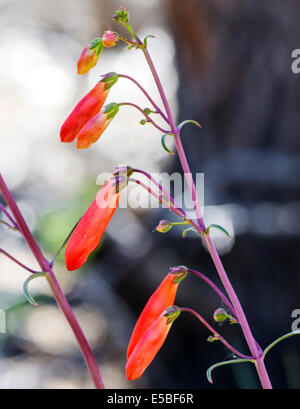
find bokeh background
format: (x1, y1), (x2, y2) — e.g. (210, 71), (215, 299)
(0, 0), (300, 389)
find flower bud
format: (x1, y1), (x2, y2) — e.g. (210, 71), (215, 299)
(156, 220), (173, 233)
(76, 103), (119, 149)
(102, 31), (118, 48)
(77, 38), (103, 75)
(112, 7), (129, 24)
(213, 308), (229, 323)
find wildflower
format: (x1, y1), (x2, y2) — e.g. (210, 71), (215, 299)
(102, 31), (118, 48)
(76, 103), (119, 149)
(60, 73), (118, 144)
(126, 306), (181, 380)
(77, 38), (103, 75)
(65, 179), (120, 271)
(127, 271), (187, 359)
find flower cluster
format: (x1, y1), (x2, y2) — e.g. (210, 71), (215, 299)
(60, 74), (119, 149)
(126, 271), (186, 380)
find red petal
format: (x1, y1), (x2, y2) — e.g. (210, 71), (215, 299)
(60, 81), (108, 143)
(127, 273), (178, 359)
(126, 314), (172, 380)
(65, 182), (119, 271)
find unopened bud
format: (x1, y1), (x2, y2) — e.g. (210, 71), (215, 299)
(213, 308), (229, 323)
(207, 335), (219, 343)
(156, 220), (173, 233)
(102, 31), (119, 48)
(113, 7), (129, 24)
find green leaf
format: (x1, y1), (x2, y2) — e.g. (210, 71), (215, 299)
(205, 224), (231, 239)
(207, 359), (254, 384)
(23, 272), (47, 307)
(161, 133), (175, 155)
(263, 330), (300, 358)
(177, 119), (202, 131)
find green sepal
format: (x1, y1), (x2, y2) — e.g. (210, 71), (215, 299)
(206, 359), (254, 384)
(89, 38), (103, 57)
(161, 133), (175, 155)
(23, 272), (47, 307)
(104, 103), (119, 119)
(163, 306), (181, 324)
(205, 224), (231, 239)
(101, 72), (119, 90)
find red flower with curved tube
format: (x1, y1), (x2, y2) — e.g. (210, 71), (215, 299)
(127, 270), (187, 359)
(65, 180), (119, 271)
(76, 103), (119, 149)
(60, 81), (109, 143)
(126, 307), (181, 380)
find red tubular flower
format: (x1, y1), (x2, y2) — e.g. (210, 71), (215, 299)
(65, 180), (120, 271)
(127, 270), (187, 359)
(60, 80), (110, 143)
(77, 38), (103, 75)
(126, 306), (181, 380)
(76, 103), (119, 149)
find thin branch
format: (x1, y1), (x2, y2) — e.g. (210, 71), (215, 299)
(0, 248), (40, 274)
(118, 102), (170, 134)
(180, 307), (253, 360)
(118, 74), (169, 123)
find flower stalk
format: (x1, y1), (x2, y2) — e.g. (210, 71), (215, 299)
(0, 173), (105, 389)
(127, 26), (273, 388)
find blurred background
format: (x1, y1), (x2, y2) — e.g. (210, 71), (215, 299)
(0, 0), (300, 389)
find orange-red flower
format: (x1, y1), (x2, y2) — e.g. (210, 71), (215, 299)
(126, 306), (181, 380)
(127, 270), (187, 360)
(76, 103), (119, 149)
(65, 179), (119, 271)
(77, 38), (103, 75)
(60, 80), (110, 143)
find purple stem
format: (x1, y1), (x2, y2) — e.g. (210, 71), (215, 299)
(0, 173), (105, 389)
(118, 74), (169, 123)
(0, 202), (19, 230)
(0, 248), (40, 274)
(128, 177), (186, 220)
(187, 268), (236, 319)
(118, 102), (170, 134)
(132, 168), (186, 216)
(180, 307), (252, 360)
(140, 43), (272, 389)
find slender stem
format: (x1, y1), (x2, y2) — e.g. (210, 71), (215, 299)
(0, 173), (105, 389)
(0, 248), (40, 274)
(0, 202), (19, 230)
(118, 102), (170, 133)
(132, 168), (185, 216)
(180, 308), (252, 360)
(141, 45), (272, 388)
(118, 74), (169, 123)
(187, 268), (236, 319)
(129, 177), (186, 220)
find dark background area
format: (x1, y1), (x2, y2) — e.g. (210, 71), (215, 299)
(0, 0), (300, 389)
